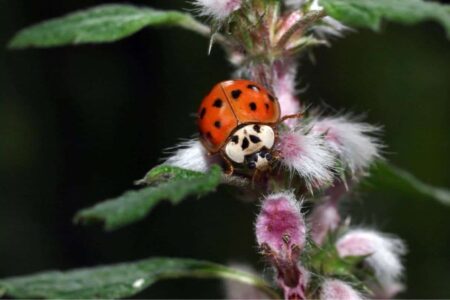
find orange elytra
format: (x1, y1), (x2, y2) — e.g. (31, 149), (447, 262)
(198, 79), (298, 174)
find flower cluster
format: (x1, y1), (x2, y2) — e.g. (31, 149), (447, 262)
(163, 0), (406, 298)
(255, 193), (405, 299)
(166, 113), (381, 191)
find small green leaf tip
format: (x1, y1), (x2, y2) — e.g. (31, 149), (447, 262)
(321, 0), (450, 38)
(8, 4), (207, 49)
(366, 161), (450, 206)
(0, 258), (278, 299)
(74, 165), (222, 231)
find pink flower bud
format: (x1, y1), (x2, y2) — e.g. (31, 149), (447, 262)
(309, 181), (347, 244)
(320, 279), (363, 300)
(336, 230), (406, 287)
(309, 200), (340, 245)
(256, 192), (306, 254)
(311, 116), (381, 176)
(194, 0), (242, 20)
(255, 192), (308, 299)
(277, 129), (335, 190)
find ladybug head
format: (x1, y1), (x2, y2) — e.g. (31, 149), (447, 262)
(224, 124), (275, 171)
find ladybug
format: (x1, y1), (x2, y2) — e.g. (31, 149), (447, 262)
(198, 79), (300, 175)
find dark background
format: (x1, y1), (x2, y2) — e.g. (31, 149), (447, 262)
(0, 0), (449, 298)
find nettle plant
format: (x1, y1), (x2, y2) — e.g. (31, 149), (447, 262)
(2, 0), (450, 299)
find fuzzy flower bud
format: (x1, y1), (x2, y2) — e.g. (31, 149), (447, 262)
(309, 200), (340, 245)
(194, 0), (242, 20)
(256, 192), (306, 254)
(336, 229), (406, 288)
(277, 129), (335, 190)
(320, 279), (364, 300)
(255, 192), (308, 299)
(311, 116), (381, 176)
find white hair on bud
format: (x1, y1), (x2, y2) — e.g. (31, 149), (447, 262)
(164, 139), (214, 173)
(277, 128), (336, 190)
(320, 279), (364, 300)
(193, 0), (242, 20)
(336, 229), (406, 287)
(311, 115), (382, 176)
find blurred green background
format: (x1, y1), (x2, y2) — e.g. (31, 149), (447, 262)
(0, 0), (449, 298)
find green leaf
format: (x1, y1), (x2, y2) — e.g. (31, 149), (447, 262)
(8, 4), (209, 49)
(365, 161), (450, 206)
(136, 164), (209, 185)
(74, 165), (222, 230)
(321, 0), (450, 38)
(0, 258), (279, 299)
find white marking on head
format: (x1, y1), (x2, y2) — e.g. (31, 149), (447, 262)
(224, 124), (275, 166)
(254, 156), (270, 171)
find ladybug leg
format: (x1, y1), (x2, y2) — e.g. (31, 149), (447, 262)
(279, 112), (304, 123)
(271, 149), (282, 161)
(251, 169), (261, 187)
(220, 152), (235, 176)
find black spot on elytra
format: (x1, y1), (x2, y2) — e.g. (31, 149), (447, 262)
(253, 124), (261, 133)
(242, 137), (249, 150)
(265, 103), (269, 110)
(231, 90), (242, 100)
(231, 135), (239, 144)
(200, 107), (206, 119)
(206, 132), (212, 139)
(249, 135), (261, 143)
(213, 98), (223, 108)
(247, 84), (260, 91)
(214, 120), (221, 128)
(249, 102), (257, 111)
(268, 94), (275, 102)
